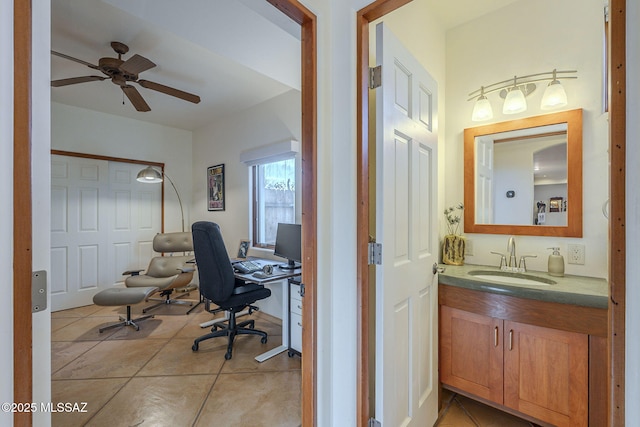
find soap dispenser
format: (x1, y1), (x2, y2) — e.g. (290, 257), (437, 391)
(547, 247), (565, 277)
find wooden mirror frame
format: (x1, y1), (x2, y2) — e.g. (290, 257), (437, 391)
(464, 108), (583, 237)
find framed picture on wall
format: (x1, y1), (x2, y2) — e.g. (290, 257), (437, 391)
(207, 164), (225, 211)
(549, 196), (563, 213)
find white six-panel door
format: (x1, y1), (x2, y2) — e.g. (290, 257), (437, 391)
(475, 136), (494, 224)
(375, 23), (439, 427)
(51, 155), (161, 311)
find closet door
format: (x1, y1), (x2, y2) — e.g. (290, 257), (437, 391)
(51, 155), (110, 310)
(108, 161), (161, 286)
(51, 155), (161, 311)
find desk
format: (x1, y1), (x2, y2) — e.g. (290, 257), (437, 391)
(199, 257), (301, 362)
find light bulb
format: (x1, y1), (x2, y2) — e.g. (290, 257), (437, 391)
(471, 95), (493, 121)
(541, 80), (567, 110)
(502, 87), (527, 114)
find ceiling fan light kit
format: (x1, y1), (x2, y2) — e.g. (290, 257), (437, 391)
(51, 41), (201, 112)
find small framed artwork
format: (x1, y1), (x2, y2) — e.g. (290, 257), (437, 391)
(207, 164), (225, 211)
(237, 240), (251, 258)
(549, 197), (563, 213)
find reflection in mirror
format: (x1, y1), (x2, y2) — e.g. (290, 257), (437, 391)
(478, 124), (567, 226)
(464, 109), (582, 237)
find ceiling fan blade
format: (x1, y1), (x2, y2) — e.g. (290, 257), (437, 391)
(51, 50), (99, 70)
(137, 79), (201, 104)
(51, 76), (107, 87)
(120, 54), (156, 75)
(121, 85), (151, 112)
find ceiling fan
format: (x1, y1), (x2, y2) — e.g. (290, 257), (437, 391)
(51, 41), (201, 112)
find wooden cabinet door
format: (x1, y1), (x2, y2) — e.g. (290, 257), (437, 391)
(504, 321), (588, 427)
(440, 306), (503, 403)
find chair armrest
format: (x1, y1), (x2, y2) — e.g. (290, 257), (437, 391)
(122, 269), (144, 276)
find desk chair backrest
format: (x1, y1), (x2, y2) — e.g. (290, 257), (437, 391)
(191, 221), (235, 303)
(144, 232), (193, 278)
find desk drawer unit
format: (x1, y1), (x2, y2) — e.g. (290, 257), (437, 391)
(289, 280), (302, 356)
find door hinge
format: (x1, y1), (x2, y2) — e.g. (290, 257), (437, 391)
(368, 417), (382, 427)
(32, 270), (47, 313)
(369, 66), (382, 89)
(368, 242), (382, 265)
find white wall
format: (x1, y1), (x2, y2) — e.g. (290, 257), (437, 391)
(32, 1), (53, 423)
(445, 0), (609, 278)
(0, 1), (13, 425)
(190, 89), (301, 317)
(190, 90), (300, 251)
(494, 142), (534, 224)
(52, 103), (193, 233)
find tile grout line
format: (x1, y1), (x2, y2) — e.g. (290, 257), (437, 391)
(191, 352), (227, 426)
(54, 307), (177, 425)
(433, 391), (457, 426)
(453, 395), (482, 427)
(50, 340), (102, 376)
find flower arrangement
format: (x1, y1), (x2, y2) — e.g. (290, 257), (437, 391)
(444, 203), (464, 236)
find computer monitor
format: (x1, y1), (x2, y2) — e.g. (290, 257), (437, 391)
(273, 223), (302, 270)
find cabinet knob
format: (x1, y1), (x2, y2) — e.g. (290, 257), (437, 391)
(494, 326), (499, 347)
(509, 329), (514, 351)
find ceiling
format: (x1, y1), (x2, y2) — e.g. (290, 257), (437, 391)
(51, 0), (520, 131)
(51, 0), (301, 131)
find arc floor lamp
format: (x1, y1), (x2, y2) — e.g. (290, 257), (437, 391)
(136, 166), (185, 233)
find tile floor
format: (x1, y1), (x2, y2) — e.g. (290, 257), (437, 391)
(52, 297), (535, 427)
(436, 389), (539, 427)
(51, 298), (301, 427)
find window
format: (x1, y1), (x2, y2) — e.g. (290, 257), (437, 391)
(252, 158), (296, 247)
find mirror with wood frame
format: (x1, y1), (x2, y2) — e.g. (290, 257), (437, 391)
(464, 109), (582, 237)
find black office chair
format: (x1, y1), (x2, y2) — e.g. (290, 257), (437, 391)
(191, 221), (271, 360)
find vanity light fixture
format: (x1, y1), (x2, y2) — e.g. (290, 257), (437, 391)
(468, 69), (577, 121)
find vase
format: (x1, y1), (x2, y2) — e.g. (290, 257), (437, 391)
(442, 234), (465, 265)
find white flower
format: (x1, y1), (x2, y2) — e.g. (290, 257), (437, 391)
(444, 203), (464, 235)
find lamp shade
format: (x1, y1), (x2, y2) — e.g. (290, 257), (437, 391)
(502, 87), (527, 114)
(540, 80), (568, 110)
(471, 95), (493, 121)
(137, 166), (163, 183)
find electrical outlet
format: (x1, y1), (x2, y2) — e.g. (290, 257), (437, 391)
(567, 244), (585, 265)
(465, 239), (474, 256)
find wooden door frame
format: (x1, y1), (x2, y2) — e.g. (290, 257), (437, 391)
(608, 0), (625, 424)
(355, 1), (626, 426)
(14, 1), (317, 426)
(14, 0), (33, 425)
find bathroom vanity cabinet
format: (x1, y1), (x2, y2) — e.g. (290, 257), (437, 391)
(439, 283), (607, 427)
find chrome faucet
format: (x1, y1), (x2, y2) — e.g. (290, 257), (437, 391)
(507, 236), (517, 267)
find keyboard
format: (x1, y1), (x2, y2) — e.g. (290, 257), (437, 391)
(233, 260), (262, 274)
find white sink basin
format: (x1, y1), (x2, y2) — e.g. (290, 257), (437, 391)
(467, 270), (556, 286)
